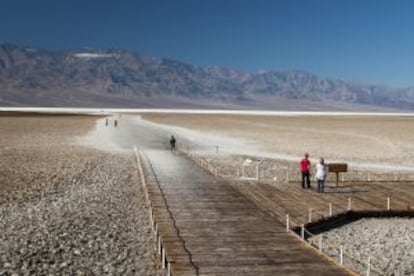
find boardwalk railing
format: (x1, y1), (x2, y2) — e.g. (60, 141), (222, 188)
(284, 196), (414, 276)
(181, 146), (414, 182)
(133, 146), (174, 276)
(180, 146), (412, 275)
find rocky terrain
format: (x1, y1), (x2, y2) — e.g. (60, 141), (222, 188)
(1, 43), (414, 110)
(0, 116), (162, 276)
(309, 218), (414, 275)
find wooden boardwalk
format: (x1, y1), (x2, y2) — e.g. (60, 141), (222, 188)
(137, 149), (352, 276)
(233, 179), (414, 227)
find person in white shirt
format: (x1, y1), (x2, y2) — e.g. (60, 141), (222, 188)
(316, 158), (328, 193)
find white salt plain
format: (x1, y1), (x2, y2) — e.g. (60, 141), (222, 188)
(309, 218), (414, 275)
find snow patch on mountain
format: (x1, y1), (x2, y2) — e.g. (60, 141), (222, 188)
(73, 53), (115, 59)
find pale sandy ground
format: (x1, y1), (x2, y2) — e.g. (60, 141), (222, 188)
(0, 116), (162, 276)
(142, 113), (414, 172)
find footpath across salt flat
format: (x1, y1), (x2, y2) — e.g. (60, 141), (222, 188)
(79, 114), (414, 275)
(138, 148), (351, 275)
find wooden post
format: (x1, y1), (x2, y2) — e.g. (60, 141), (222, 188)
(155, 223), (159, 244)
(347, 198), (352, 211)
(301, 224), (305, 240)
(167, 261), (171, 276)
(366, 257), (371, 276)
(308, 208), (312, 223)
(336, 172), (339, 187)
(157, 234), (161, 255)
(318, 236), (323, 251)
(340, 246), (344, 265)
(162, 246), (166, 269)
(329, 203), (333, 217)
(286, 214), (290, 232)
(149, 208), (154, 229)
(387, 197), (390, 210)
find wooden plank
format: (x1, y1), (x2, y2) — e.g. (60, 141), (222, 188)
(139, 150), (354, 275)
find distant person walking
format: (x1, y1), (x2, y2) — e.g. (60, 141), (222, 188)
(316, 158), (328, 193)
(114, 120), (118, 127)
(300, 153), (311, 188)
(169, 135), (176, 154)
(105, 118), (108, 126)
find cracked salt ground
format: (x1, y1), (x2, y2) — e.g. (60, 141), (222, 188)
(0, 117), (163, 276)
(81, 115), (414, 172)
(309, 218), (414, 275)
(78, 115), (252, 154)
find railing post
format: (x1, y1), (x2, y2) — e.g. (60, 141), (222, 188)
(347, 198), (352, 211)
(387, 197), (390, 210)
(318, 235), (323, 251)
(366, 257), (371, 276)
(308, 208), (312, 223)
(157, 231), (161, 255)
(150, 208), (154, 229)
(167, 261), (171, 276)
(286, 214), (290, 232)
(329, 203), (333, 217)
(155, 223), (159, 243)
(162, 246), (166, 269)
(301, 224), (305, 240)
(340, 246), (344, 265)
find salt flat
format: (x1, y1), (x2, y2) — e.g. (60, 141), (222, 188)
(142, 113), (414, 172)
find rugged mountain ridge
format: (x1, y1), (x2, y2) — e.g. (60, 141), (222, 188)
(1, 43), (414, 110)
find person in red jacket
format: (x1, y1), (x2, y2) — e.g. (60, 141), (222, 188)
(300, 153), (311, 188)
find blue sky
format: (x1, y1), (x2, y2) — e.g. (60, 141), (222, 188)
(1, 0), (414, 86)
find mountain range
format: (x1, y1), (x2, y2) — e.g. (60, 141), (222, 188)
(1, 43), (414, 111)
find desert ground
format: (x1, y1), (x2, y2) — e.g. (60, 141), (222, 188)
(142, 113), (414, 172)
(1, 112), (413, 275)
(0, 115), (162, 275)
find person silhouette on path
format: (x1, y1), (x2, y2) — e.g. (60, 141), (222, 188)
(300, 153), (311, 188)
(170, 135), (176, 154)
(316, 157), (328, 193)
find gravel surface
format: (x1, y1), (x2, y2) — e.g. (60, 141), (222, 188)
(309, 218), (414, 276)
(0, 116), (162, 276)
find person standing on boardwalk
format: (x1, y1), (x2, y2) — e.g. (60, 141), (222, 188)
(169, 135), (176, 154)
(316, 157), (328, 193)
(300, 153), (311, 188)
